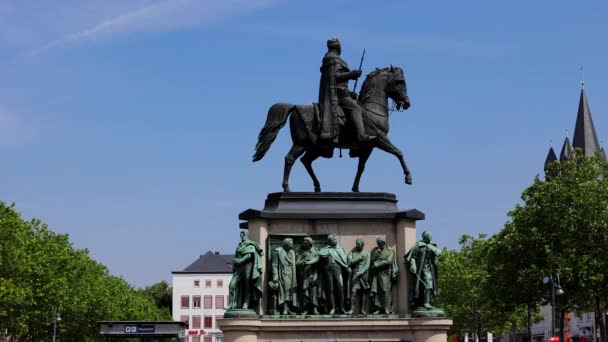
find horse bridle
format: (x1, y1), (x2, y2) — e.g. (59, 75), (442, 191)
(362, 70), (404, 117)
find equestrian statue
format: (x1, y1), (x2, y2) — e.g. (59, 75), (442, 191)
(253, 37), (412, 192)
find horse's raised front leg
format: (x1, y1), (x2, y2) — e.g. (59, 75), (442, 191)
(283, 144), (305, 192)
(375, 135), (412, 185)
(352, 148), (373, 192)
(300, 151), (321, 192)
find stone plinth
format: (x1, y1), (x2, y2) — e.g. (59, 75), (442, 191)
(239, 192), (424, 316)
(218, 316), (453, 342)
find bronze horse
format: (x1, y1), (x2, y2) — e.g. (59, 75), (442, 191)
(253, 66), (412, 192)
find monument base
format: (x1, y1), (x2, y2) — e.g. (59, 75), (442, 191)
(224, 309), (259, 319)
(218, 316), (453, 342)
(412, 308), (446, 318)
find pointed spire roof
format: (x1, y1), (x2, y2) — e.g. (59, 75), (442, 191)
(572, 88), (601, 156)
(560, 137), (574, 161)
(545, 147), (558, 167)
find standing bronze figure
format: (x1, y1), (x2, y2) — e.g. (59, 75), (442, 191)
(306, 234), (350, 314)
(296, 236), (320, 314)
(253, 38), (412, 192)
(404, 231), (444, 317)
(269, 238), (298, 315)
(226, 231), (264, 311)
(347, 239), (370, 314)
(369, 237), (398, 314)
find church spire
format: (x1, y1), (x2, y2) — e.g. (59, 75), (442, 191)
(544, 146), (558, 173)
(545, 147), (558, 167)
(560, 136), (574, 161)
(572, 85), (601, 156)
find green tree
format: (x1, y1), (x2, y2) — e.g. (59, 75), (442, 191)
(435, 234), (529, 338)
(142, 280), (173, 316)
(499, 151), (608, 342)
(0, 202), (170, 341)
(485, 222), (546, 341)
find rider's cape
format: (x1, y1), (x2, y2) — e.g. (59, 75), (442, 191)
(318, 52), (349, 141)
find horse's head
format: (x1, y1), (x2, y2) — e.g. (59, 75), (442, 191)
(386, 66), (410, 110)
(359, 66), (410, 112)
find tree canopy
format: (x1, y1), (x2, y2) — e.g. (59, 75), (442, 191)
(437, 152), (608, 341)
(0, 202), (170, 341)
(435, 234), (530, 338)
(502, 152), (608, 341)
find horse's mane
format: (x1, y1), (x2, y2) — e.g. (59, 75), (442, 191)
(358, 67), (397, 104)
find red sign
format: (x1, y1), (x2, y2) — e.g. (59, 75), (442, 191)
(549, 337), (559, 342)
(187, 330), (207, 336)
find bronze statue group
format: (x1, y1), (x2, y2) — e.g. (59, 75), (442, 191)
(226, 231), (442, 316)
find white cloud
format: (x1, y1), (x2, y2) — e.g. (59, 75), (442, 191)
(0, 107), (35, 146)
(0, 0), (279, 56)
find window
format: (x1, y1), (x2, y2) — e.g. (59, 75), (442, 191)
(194, 280), (200, 287)
(192, 337), (201, 342)
(193, 296), (201, 309)
(217, 279), (223, 288)
(204, 317), (212, 329)
(203, 337), (212, 342)
(180, 315), (188, 324)
(204, 295), (212, 309)
(181, 295), (189, 309)
(192, 315), (201, 329)
(205, 280), (212, 288)
(215, 295), (224, 309)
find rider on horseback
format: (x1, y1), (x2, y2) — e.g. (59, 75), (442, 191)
(318, 37), (375, 143)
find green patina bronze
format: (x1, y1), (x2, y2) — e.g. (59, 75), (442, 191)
(269, 238), (299, 315)
(306, 233), (349, 315)
(346, 239), (370, 315)
(404, 230), (445, 317)
(225, 231), (264, 315)
(369, 236), (398, 314)
(296, 236), (320, 315)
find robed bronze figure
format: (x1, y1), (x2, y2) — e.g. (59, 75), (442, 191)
(226, 231), (264, 311)
(253, 37), (412, 192)
(296, 236), (320, 314)
(405, 231), (444, 316)
(306, 234), (350, 314)
(369, 237), (398, 314)
(319, 37), (371, 143)
(347, 239), (370, 314)
(269, 238), (299, 315)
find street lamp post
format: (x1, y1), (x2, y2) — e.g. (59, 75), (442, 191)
(52, 306), (61, 342)
(543, 275), (564, 339)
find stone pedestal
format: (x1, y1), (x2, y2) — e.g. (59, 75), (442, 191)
(221, 192), (452, 342)
(219, 317), (452, 342)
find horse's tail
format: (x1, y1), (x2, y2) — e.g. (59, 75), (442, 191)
(253, 103), (293, 162)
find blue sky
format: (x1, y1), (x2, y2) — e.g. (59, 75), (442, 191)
(1, 0), (607, 287)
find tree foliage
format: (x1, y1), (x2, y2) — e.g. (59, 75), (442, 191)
(142, 280), (173, 316)
(498, 152), (608, 341)
(435, 234), (530, 337)
(0, 202), (170, 341)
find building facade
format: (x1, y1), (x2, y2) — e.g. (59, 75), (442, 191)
(173, 251), (233, 342)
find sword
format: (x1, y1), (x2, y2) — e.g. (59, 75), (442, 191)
(351, 49), (366, 94)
